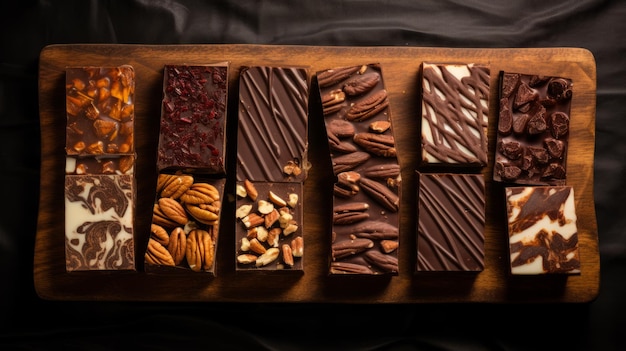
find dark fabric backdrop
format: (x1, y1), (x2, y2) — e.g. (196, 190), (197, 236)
(1, 1), (625, 350)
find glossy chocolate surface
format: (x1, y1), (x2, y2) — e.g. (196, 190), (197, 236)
(420, 63), (490, 167)
(317, 64), (401, 275)
(494, 72), (572, 185)
(157, 64), (229, 175)
(416, 172), (485, 272)
(64, 174), (135, 271)
(236, 66), (309, 182)
(65, 66), (135, 156)
(505, 186), (580, 275)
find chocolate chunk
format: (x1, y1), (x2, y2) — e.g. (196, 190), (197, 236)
(416, 172), (485, 272)
(420, 62), (490, 167)
(505, 186), (580, 275)
(317, 63), (401, 275)
(493, 72), (573, 185)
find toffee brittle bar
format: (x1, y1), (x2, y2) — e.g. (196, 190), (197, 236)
(317, 64), (401, 275)
(235, 66), (310, 272)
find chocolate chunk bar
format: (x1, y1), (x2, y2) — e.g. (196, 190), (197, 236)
(64, 174), (135, 271)
(494, 72), (573, 185)
(236, 66), (310, 183)
(66, 66), (135, 156)
(235, 66), (309, 273)
(416, 172), (485, 272)
(235, 181), (303, 271)
(157, 64), (229, 175)
(420, 63), (490, 167)
(505, 185), (580, 275)
(317, 64), (401, 275)
(144, 174), (224, 275)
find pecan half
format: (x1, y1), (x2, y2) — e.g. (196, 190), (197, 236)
(362, 164), (401, 179)
(186, 201), (220, 225)
(359, 177), (399, 212)
(332, 238), (374, 260)
(349, 220), (399, 240)
(322, 89), (347, 116)
(327, 131), (358, 153)
(345, 90), (389, 122)
(180, 182), (220, 204)
(330, 261), (374, 274)
(167, 227), (187, 265)
(152, 203), (180, 228)
(145, 238), (175, 266)
(327, 119), (355, 138)
(334, 171), (361, 198)
(333, 202), (370, 225)
(158, 197), (189, 226)
(159, 174), (194, 199)
(343, 72), (380, 96)
(353, 132), (396, 157)
(150, 223), (169, 247)
(186, 229), (214, 272)
(317, 66), (360, 88)
(363, 250), (398, 273)
(332, 151), (370, 174)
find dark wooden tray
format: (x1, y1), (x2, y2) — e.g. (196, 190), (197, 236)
(35, 44), (599, 302)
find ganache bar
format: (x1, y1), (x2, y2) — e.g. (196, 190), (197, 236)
(416, 172), (485, 272)
(505, 185), (580, 275)
(65, 66), (135, 156)
(420, 62), (490, 168)
(157, 64), (229, 175)
(236, 66), (310, 183)
(65, 174), (135, 271)
(494, 72), (573, 185)
(317, 63), (401, 275)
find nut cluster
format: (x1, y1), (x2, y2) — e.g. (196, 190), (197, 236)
(145, 173), (221, 272)
(236, 180), (303, 268)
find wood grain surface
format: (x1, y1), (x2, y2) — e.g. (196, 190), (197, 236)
(35, 44), (599, 303)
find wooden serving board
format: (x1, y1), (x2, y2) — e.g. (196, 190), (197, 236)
(35, 44), (599, 303)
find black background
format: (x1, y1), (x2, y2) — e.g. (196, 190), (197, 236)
(2, 1), (625, 350)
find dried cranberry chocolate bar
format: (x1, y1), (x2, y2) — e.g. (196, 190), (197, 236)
(235, 66), (309, 272)
(505, 185), (580, 275)
(65, 66), (135, 156)
(494, 72), (573, 185)
(144, 173), (224, 275)
(420, 62), (490, 168)
(317, 64), (401, 275)
(416, 172), (485, 272)
(64, 174), (135, 271)
(157, 64), (229, 175)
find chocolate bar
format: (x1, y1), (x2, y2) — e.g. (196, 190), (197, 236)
(144, 174), (225, 275)
(65, 66), (135, 156)
(494, 72), (573, 185)
(505, 185), (580, 275)
(416, 172), (485, 272)
(235, 181), (303, 271)
(420, 62), (490, 167)
(236, 66), (310, 183)
(64, 174), (135, 271)
(157, 64), (229, 175)
(235, 66), (309, 273)
(317, 64), (401, 275)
